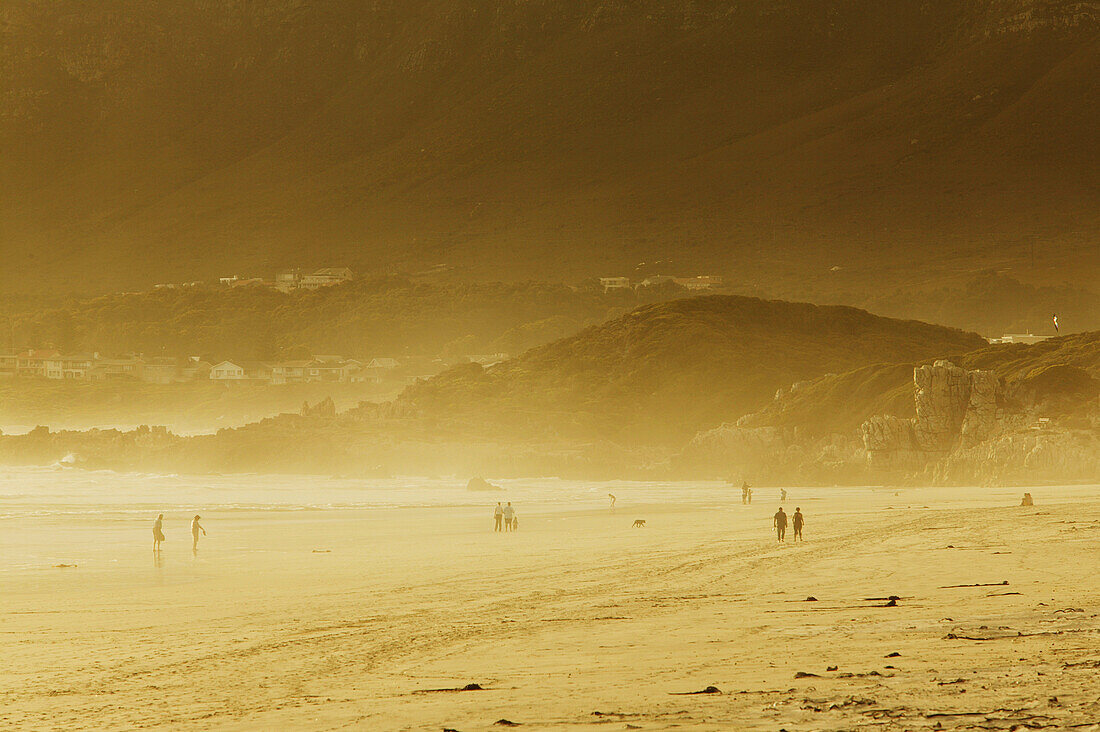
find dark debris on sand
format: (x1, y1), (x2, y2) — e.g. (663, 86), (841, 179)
(670, 685), (722, 695)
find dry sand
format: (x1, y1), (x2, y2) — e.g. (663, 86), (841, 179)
(3, 485), (1100, 731)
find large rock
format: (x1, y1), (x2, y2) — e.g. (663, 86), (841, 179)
(862, 360), (1003, 466)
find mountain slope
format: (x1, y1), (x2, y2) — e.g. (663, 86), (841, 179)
(2, 1), (1097, 294)
(395, 295), (987, 443)
(736, 329), (1100, 437)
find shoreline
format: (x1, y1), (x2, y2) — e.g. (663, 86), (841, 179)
(4, 478), (1100, 729)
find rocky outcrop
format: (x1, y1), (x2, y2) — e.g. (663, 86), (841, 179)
(861, 361), (1005, 468)
(932, 429), (1100, 485)
(466, 477), (502, 491)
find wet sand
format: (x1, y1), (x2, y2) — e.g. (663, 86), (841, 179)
(3, 486), (1100, 730)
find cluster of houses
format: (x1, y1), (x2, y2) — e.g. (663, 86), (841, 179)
(0, 350), (412, 386)
(0, 349), (510, 386)
(156, 267), (355, 293)
(599, 275), (724, 292)
(987, 333), (1053, 345)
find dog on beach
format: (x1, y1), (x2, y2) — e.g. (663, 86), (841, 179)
(632, 519), (646, 528)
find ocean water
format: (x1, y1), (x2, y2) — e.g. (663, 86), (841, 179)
(2, 465), (1094, 575)
(3, 464), (1096, 520)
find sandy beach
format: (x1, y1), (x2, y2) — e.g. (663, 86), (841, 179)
(3, 475), (1100, 731)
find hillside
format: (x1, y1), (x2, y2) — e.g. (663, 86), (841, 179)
(394, 296), (987, 444)
(736, 330), (1100, 438)
(3, 276), (692, 361)
(2, 1), (1097, 295)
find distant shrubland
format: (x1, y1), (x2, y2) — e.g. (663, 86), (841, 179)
(393, 296), (987, 444)
(4, 277), (692, 361)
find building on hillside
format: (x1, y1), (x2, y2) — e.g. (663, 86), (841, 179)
(44, 354), (94, 380)
(366, 358), (399, 370)
(209, 360), (273, 382)
(465, 353), (509, 367)
(988, 333), (1053, 345)
(270, 360), (314, 385)
(179, 357), (213, 382)
(0, 351), (17, 377)
(638, 275), (676, 287)
(274, 269), (303, 292)
(300, 268), (354, 290)
(138, 357), (182, 384)
(310, 355), (359, 382)
(600, 277), (632, 291)
(86, 356), (143, 381)
(16, 350), (60, 377)
(673, 275), (724, 291)
(218, 276), (239, 286)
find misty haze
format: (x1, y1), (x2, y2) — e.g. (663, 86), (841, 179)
(1, 2), (1098, 730)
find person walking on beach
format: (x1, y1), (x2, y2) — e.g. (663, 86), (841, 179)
(191, 515), (206, 552)
(609, 493), (616, 511)
(152, 514), (166, 552)
(741, 482), (749, 504)
(792, 507), (804, 541)
(747, 486), (753, 504)
(494, 502), (504, 532)
(503, 502), (516, 532)
(773, 507), (787, 542)
(780, 489), (787, 502)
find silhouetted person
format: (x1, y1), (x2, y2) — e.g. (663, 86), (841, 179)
(511, 512), (519, 531)
(503, 502), (515, 531)
(792, 507), (804, 541)
(773, 507), (787, 542)
(1021, 492), (1034, 506)
(191, 515), (206, 552)
(609, 493), (616, 510)
(494, 502), (504, 532)
(741, 482), (749, 504)
(747, 486), (753, 504)
(780, 489), (787, 501)
(152, 514), (165, 552)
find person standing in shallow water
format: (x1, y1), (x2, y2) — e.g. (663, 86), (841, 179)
(503, 502), (516, 531)
(191, 515), (206, 553)
(494, 502), (504, 532)
(152, 514), (165, 552)
(792, 507), (804, 541)
(773, 507), (787, 542)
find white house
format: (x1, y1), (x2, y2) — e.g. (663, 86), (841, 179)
(300, 268), (354, 290)
(600, 277), (632, 291)
(210, 361), (273, 382)
(673, 275), (724, 291)
(989, 333), (1052, 345)
(210, 361), (247, 380)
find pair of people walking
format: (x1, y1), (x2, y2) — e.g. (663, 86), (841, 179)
(772, 507), (804, 542)
(493, 502), (518, 532)
(152, 514), (206, 552)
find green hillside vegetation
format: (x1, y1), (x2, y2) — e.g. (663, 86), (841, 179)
(2, 1), (1096, 295)
(0, 379), (399, 434)
(394, 296), (987, 444)
(5, 277), (690, 360)
(832, 273), (1100, 339)
(736, 363), (921, 437)
(735, 330), (1100, 438)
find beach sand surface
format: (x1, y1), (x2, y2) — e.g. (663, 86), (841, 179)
(3, 481), (1100, 731)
